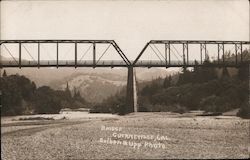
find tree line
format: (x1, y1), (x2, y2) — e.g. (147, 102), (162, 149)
(0, 71), (87, 116)
(91, 50), (249, 118)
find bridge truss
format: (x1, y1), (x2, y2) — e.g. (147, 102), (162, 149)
(133, 40), (250, 68)
(0, 40), (131, 68)
(0, 40), (249, 68)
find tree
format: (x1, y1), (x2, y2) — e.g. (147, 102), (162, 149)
(221, 67), (230, 79)
(192, 60), (217, 83)
(73, 87), (79, 99)
(64, 81), (72, 100)
(32, 86), (62, 114)
(163, 75), (172, 88)
(237, 101), (250, 119)
(2, 70), (7, 77)
(177, 68), (193, 85)
(238, 65), (248, 81)
(1, 75), (26, 115)
(0, 74), (84, 116)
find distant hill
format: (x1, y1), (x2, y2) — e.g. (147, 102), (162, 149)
(3, 67), (178, 103)
(55, 74), (126, 103)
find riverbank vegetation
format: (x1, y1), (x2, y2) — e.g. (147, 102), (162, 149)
(92, 50), (249, 118)
(0, 71), (87, 116)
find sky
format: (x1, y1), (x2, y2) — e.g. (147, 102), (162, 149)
(0, 0), (249, 60)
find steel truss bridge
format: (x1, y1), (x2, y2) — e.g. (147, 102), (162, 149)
(0, 40), (249, 112)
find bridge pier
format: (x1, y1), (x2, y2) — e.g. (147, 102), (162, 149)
(126, 66), (138, 113)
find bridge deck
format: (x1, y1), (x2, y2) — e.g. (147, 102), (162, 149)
(0, 60), (247, 68)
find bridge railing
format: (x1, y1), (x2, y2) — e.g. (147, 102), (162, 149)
(1, 59), (248, 67)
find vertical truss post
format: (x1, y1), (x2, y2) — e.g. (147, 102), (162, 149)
(235, 44), (238, 65)
(240, 43), (243, 63)
(182, 43), (185, 65)
(200, 43), (203, 64)
(187, 43), (189, 65)
(168, 42), (171, 65)
(222, 42), (225, 64)
(56, 42), (59, 68)
(182, 43), (189, 65)
(165, 43), (168, 65)
(93, 42), (96, 67)
(217, 44), (220, 64)
(204, 42), (207, 61)
(38, 42), (40, 68)
(165, 43), (171, 66)
(200, 43), (207, 63)
(183, 43), (186, 66)
(75, 42), (77, 68)
(19, 42), (21, 68)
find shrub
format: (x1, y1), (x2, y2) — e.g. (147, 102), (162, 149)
(237, 101), (250, 119)
(172, 104), (188, 114)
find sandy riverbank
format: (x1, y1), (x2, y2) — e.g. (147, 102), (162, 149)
(1, 112), (249, 159)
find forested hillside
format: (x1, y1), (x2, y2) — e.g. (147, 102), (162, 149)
(91, 50), (249, 118)
(0, 71), (87, 116)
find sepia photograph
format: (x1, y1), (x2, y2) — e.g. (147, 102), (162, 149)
(0, 0), (250, 159)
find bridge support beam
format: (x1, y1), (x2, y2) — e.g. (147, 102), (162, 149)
(126, 66), (138, 113)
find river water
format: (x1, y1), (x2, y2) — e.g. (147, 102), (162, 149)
(1, 111), (118, 124)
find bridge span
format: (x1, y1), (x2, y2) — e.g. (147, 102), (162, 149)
(1, 40), (249, 112)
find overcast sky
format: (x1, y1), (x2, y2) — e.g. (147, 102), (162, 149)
(0, 0), (249, 60)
